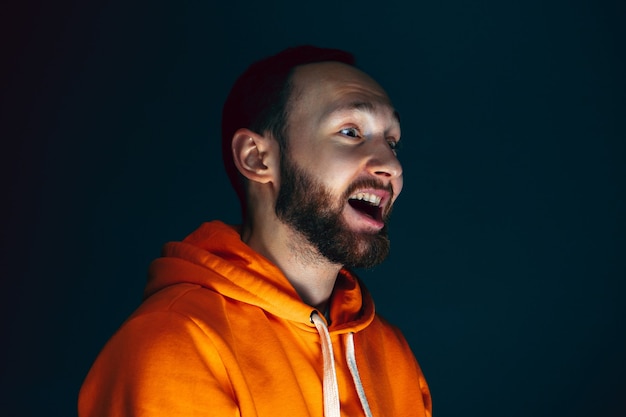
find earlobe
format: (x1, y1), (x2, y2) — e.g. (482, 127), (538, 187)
(231, 128), (276, 184)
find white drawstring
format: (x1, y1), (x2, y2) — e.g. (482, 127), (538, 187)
(346, 332), (373, 417)
(311, 312), (340, 417)
(311, 312), (373, 417)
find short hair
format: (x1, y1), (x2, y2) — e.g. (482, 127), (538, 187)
(221, 45), (356, 219)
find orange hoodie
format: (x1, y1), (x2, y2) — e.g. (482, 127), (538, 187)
(79, 221), (432, 417)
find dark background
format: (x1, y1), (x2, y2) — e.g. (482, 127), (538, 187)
(2, 1), (625, 416)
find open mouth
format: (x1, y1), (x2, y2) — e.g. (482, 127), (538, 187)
(348, 192), (383, 222)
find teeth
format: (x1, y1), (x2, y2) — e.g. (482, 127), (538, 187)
(350, 192), (382, 206)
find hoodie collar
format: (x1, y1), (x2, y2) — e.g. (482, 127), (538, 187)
(145, 221), (375, 333)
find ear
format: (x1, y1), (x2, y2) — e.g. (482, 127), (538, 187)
(231, 128), (278, 184)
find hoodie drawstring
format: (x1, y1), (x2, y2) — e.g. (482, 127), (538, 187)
(311, 312), (340, 417)
(346, 332), (373, 417)
(311, 312), (372, 417)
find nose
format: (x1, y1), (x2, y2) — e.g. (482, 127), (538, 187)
(366, 139), (403, 196)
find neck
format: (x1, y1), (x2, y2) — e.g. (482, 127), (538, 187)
(241, 215), (341, 312)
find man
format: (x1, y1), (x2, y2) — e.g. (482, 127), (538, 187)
(79, 45), (432, 417)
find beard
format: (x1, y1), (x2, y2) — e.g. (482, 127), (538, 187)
(275, 153), (393, 269)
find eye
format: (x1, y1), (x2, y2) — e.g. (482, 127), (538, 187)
(387, 138), (401, 155)
(339, 127), (361, 138)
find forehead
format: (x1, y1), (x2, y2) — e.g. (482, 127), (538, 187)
(288, 62), (398, 123)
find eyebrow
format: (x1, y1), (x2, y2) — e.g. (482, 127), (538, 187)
(322, 101), (401, 124)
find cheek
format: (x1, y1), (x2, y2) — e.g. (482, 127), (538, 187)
(310, 152), (360, 189)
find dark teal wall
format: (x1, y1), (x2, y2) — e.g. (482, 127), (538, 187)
(2, 1), (624, 415)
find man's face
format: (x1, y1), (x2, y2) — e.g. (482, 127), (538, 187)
(275, 62), (403, 269)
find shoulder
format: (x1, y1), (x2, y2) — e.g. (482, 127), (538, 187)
(360, 313), (427, 380)
(119, 283), (244, 347)
(78, 285), (240, 416)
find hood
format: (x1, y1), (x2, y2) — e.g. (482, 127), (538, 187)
(145, 221), (375, 332)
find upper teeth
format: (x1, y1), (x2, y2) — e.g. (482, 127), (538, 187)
(350, 192), (382, 206)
